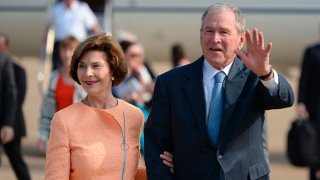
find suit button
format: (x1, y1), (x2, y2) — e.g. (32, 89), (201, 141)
(279, 91), (286, 100)
(217, 154), (223, 160)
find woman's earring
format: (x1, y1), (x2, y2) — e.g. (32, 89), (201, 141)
(111, 77), (115, 81)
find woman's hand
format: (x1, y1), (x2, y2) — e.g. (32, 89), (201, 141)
(160, 151), (174, 174)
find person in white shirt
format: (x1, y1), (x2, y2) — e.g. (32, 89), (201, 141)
(44, 0), (101, 70)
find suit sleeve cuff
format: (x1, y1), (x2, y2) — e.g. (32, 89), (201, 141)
(260, 69), (279, 96)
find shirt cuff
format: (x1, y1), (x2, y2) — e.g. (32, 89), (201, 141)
(260, 69), (279, 96)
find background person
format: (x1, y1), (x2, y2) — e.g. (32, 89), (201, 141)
(38, 35), (86, 154)
(171, 43), (191, 67)
(0, 52), (15, 165)
(44, 0), (101, 70)
(0, 33), (31, 180)
(114, 42), (155, 110)
(145, 3), (294, 179)
(297, 33), (320, 180)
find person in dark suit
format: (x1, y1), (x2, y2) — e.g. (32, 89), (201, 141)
(0, 53), (16, 161)
(144, 3), (294, 180)
(0, 33), (31, 180)
(297, 36), (320, 180)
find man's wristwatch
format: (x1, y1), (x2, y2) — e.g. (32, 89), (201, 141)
(259, 66), (273, 80)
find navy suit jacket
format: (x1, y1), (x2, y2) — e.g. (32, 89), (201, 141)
(12, 62), (27, 139)
(145, 56), (294, 180)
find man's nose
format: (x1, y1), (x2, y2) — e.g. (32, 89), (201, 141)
(212, 33), (222, 43)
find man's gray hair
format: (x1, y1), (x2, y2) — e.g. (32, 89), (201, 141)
(200, 3), (246, 34)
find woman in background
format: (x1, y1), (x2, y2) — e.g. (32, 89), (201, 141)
(38, 36), (86, 154)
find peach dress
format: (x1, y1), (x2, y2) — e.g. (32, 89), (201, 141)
(45, 99), (144, 180)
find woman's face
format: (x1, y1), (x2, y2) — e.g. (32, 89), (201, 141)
(125, 44), (145, 72)
(77, 50), (113, 97)
(60, 43), (78, 71)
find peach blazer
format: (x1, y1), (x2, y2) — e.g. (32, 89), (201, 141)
(45, 99), (145, 180)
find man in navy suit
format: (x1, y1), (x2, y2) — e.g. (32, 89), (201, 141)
(145, 3), (294, 180)
(0, 33), (31, 180)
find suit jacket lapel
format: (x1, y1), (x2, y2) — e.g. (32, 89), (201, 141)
(218, 57), (249, 149)
(182, 57), (211, 143)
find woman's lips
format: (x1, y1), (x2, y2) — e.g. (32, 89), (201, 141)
(84, 80), (97, 85)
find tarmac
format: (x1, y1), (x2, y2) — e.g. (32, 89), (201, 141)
(0, 57), (310, 179)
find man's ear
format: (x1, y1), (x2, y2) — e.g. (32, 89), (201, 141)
(199, 29), (203, 45)
(238, 32), (246, 49)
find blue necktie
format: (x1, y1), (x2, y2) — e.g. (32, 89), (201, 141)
(208, 71), (226, 146)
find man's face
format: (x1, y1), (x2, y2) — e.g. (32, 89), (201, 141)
(200, 10), (245, 70)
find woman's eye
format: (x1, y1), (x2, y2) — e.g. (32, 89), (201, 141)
(78, 64), (84, 68)
(93, 63), (102, 68)
(92, 64), (99, 68)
